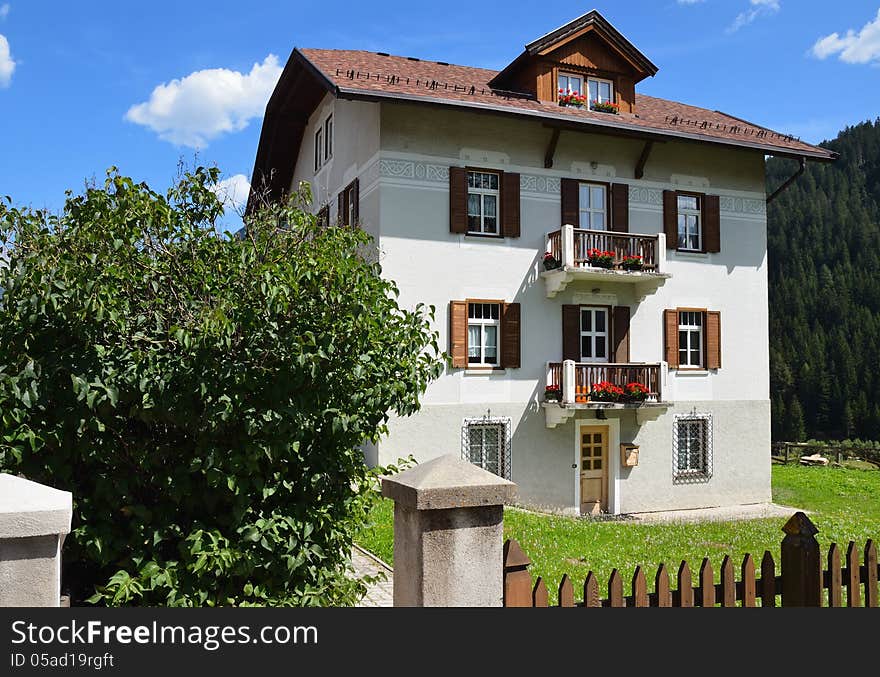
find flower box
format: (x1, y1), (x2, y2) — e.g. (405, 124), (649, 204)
(591, 100), (620, 115)
(542, 252), (561, 271)
(621, 255), (644, 271)
(558, 90), (587, 108)
(587, 248), (616, 269)
(545, 385), (562, 402)
(624, 382), (650, 402)
(590, 381), (623, 402)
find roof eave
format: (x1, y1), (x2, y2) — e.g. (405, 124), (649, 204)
(335, 86), (835, 162)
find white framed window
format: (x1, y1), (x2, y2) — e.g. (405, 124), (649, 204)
(578, 182), (607, 230)
(558, 72), (583, 95)
(588, 77), (614, 105)
(314, 127), (324, 172)
(678, 311), (703, 368)
(324, 114), (333, 162)
(462, 416), (511, 479)
(467, 171), (499, 235)
(673, 414), (712, 482)
(677, 194), (702, 251)
(467, 302), (500, 366)
(580, 306), (608, 363)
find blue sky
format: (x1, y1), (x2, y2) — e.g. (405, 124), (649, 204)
(1, 1), (879, 232)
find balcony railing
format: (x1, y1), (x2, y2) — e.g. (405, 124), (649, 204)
(547, 225), (664, 272)
(544, 360), (669, 427)
(547, 361), (664, 404)
(542, 225), (668, 298)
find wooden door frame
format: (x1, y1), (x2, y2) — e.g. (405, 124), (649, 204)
(575, 418), (621, 515)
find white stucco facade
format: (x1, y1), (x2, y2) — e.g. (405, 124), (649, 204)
(289, 99), (772, 515)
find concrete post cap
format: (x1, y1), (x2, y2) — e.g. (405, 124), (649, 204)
(381, 454), (516, 510)
(0, 474), (72, 539)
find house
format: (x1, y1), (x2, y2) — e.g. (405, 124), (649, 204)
(248, 10), (836, 515)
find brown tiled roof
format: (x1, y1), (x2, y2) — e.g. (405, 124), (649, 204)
(299, 48), (835, 161)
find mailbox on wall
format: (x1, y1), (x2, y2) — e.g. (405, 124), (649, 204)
(620, 444), (640, 467)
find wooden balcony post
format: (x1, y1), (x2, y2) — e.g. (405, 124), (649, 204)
(561, 223), (575, 268)
(781, 512), (822, 607)
(562, 360), (576, 404)
(656, 232), (666, 273)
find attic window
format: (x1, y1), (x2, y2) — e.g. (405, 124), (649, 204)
(558, 72), (583, 96)
(588, 77), (614, 106)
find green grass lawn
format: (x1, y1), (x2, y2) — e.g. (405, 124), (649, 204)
(356, 464), (880, 603)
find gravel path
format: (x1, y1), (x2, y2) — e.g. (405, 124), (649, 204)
(351, 544), (393, 607)
(627, 502), (802, 524)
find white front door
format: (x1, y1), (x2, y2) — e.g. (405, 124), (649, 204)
(580, 306), (609, 363)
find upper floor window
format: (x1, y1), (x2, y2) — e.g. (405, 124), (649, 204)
(467, 171), (499, 235)
(588, 77), (614, 105)
(677, 194), (702, 251)
(558, 72), (583, 95)
(314, 127), (324, 172)
(324, 114), (333, 162)
(314, 114), (333, 172)
(578, 182), (606, 230)
(678, 311), (703, 368)
(580, 306), (608, 363)
(468, 302), (500, 366)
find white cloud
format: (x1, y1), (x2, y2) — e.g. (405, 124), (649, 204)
(677, 0), (705, 4)
(210, 174), (251, 212)
(0, 4), (9, 20)
(728, 0), (780, 33)
(125, 55), (282, 148)
(0, 34), (15, 87)
(812, 9), (880, 65)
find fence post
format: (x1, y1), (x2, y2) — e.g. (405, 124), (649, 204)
(781, 512), (822, 607)
(0, 474), (72, 607)
(381, 454), (516, 607)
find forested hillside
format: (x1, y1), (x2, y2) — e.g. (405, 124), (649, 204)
(767, 119), (880, 441)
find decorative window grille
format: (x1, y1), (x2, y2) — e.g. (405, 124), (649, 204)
(461, 416), (511, 480)
(673, 413), (712, 483)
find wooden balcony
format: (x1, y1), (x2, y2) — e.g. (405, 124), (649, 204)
(543, 360), (671, 428)
(542, 225), (670, 298)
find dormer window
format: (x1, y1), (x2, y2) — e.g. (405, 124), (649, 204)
(558, 72), (583, 95)
(588, 77), (614, 106)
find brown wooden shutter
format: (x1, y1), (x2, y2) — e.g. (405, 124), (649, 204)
(663, 190), (678, 249)
(664, 309), (679, 368)
(501, 302), (521, 369)
(706, 311), (721, 369)
(350, 179), (360, 226)
(562, 305), (581, 362)
(703, 194), (721, 253)
(338, 191), (347, 226)
(611, 183), (629, 233)
(449, 167), (468, 234)
(449, 301), (468, 368)
(612, 306), (630, 363)
(501, 172), (520, 238)
(561, 178), (579, 226)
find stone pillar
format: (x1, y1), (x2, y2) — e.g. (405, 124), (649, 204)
(381, 454), (516, 607)
(0, 474), (72, 607)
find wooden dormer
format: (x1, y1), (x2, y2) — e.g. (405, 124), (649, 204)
(490, 10), (658, 114)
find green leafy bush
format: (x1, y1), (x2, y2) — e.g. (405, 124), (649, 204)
(0, 167), (441, 606)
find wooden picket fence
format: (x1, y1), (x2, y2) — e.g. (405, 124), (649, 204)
(504, 512), (879, 607)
